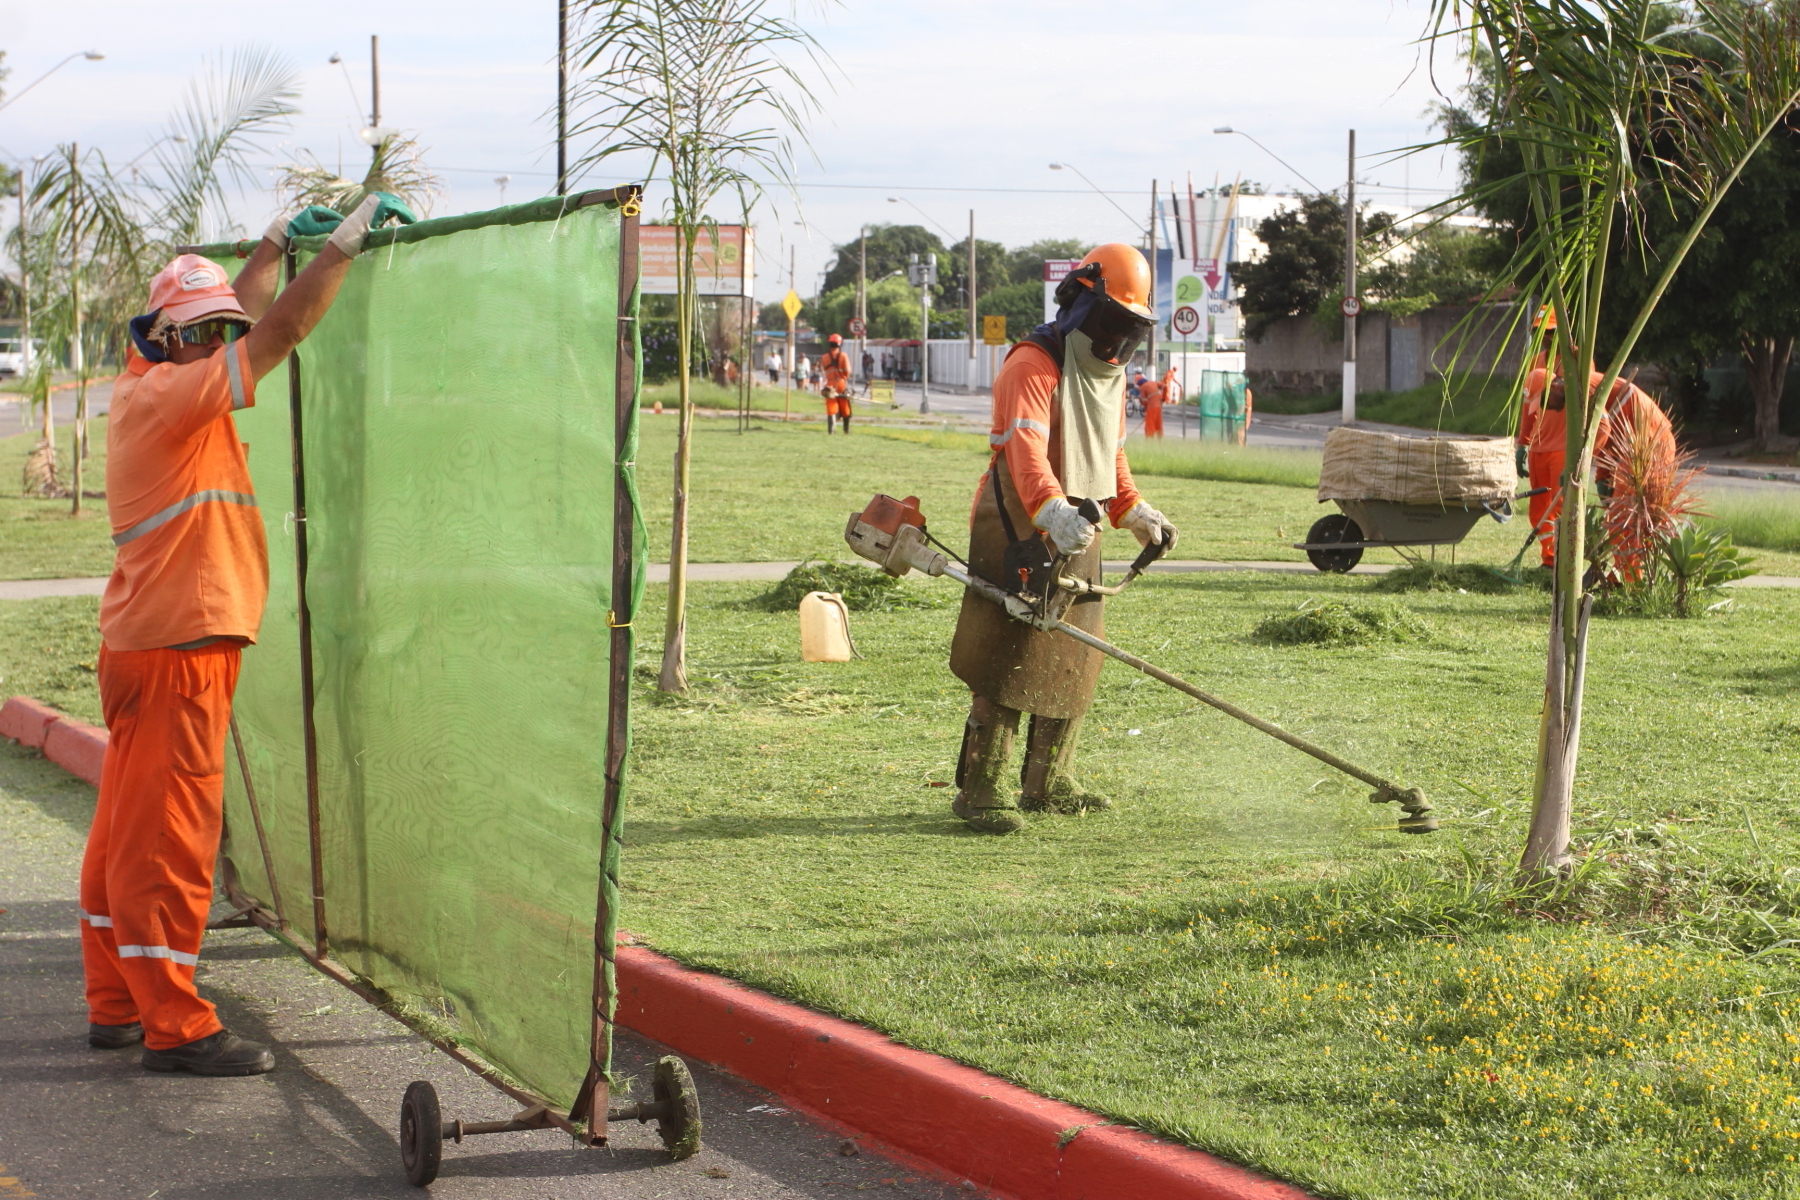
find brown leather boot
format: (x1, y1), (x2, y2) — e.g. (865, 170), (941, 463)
(951, 696), (1026, 833)
(1019, 713), (1110, 814)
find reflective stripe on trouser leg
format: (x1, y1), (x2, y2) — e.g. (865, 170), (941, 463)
(955, 695), (1020, 809)
(82, 643), (242, 1050)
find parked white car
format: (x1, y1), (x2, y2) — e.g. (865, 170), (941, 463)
(0, 338), (41, 378)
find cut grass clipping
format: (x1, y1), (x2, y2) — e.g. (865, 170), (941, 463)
(754, 558), (946, 612)
(1253, 598), (1431, 646)
(1370, 561), (1533, 595)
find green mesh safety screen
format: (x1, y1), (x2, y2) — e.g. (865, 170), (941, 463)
(1196, 368), (1248, 442)
(207, 192), (643, 1111)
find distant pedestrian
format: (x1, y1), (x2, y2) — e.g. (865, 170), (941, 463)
(765, 350), (781, 384)
(796, 354), (810, 391)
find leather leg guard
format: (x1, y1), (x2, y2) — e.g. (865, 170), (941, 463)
(1019, 713), (1110, 814)
(952, 696), (1025, 833)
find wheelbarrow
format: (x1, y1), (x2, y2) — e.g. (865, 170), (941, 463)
(1297, 492), (1544, 573)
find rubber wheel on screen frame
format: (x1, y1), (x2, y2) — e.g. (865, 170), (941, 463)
(400, 1080), (443, 1187)
(652, 1055), (703, 1160)
(1306, 514), (1365, 573)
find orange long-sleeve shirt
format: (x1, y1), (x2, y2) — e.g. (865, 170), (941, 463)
(978, 341), (1141, 525)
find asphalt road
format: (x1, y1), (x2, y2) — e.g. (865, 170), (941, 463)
(0, 741), (967, 1200)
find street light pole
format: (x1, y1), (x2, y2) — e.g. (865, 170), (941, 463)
(0, 51), (104, 115)
(1211, 126), (1325, 194)
(1343, 129), (1357, 424)
(967, 209), (976, 363)
(857, 227), (867, 391)
(557, 0), (568, 196)
(1048, 162), (1143, 233)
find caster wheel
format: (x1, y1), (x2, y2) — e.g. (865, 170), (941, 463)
(1306, 514), (1365, 573)
(652, 1055), (703, 1161)
(399, 1080), (443, 1187)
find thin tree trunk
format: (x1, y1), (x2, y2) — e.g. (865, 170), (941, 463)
(1741, 334), (1792, 453)
(658, 230), (695, 694)
(70, 290), (84, 516)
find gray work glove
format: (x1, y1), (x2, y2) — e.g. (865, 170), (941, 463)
(1033, 496), (1099, 557)
(1119, 500), (1179, 553)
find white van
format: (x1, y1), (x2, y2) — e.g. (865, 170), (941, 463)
(0, 338), (39, 378)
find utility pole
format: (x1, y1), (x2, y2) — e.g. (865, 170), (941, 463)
(967, 210), (976, 363)
(909, 252), (935, 414)
(1342, 129), (1358, 424)
(18, 178), (35, 441)
(1147, 179), (1158, 380)
(556, 1), (568, 196)
(857, 228), (867, 391)
(370, 35), (381, 128)
(786, 244), (796, 422)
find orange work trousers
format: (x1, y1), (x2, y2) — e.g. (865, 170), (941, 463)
(1527, 406), (1567, 568)
(1142, 400), (1164, 438)
(80, 642), (241, 1050)
(823, 391), (851, 418)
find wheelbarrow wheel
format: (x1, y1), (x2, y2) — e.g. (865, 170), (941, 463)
(652, 1055), (703, 1161)
(399, 1080), (443, 1187)
(1306, 514), (1364, 573)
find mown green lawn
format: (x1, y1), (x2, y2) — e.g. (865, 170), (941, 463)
(617, 571), (1800, 1200)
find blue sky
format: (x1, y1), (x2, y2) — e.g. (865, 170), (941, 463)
(1, 0), (1468, 301)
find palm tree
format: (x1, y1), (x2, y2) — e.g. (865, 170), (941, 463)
(1427, 0), (1800, 879)
(570, 0), (830, 695)
(273, 130), (442, 217)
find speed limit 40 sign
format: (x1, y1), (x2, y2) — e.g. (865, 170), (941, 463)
(1171, 305), (1202, 336)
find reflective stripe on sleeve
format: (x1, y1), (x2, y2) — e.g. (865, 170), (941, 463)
(225, 344), (248, 410)
(79, 909), (113, 928)
(112, 490), (258, 547)
(989, 417), (1050, 447)
(116, 944), (200, 967)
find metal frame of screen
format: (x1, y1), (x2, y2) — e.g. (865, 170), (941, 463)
(181, 184), (701, 1182)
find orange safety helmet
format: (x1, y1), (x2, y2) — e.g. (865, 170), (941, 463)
(1056, 243), (1155, 321)
(828, 332), (843, 345)
(1535, 304), (1557, 331)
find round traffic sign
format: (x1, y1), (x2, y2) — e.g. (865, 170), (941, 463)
(1171, 305), (1201, 336)
(1340, 295), (1363, 318)
(847, 317), (867, 337)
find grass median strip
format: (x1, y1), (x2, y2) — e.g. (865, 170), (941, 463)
(621, 572), (1800, 1200)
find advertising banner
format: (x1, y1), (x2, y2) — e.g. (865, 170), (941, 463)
(640, 224), (754, 296)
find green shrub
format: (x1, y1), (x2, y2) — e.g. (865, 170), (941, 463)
(1251, 598), (1430, 646)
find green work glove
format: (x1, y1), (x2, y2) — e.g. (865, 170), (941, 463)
(286, 205), (345, 239)
(370, 192), (418, 228)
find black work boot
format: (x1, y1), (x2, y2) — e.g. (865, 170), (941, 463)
(1019, 714), (1110, 814)
(89, 1022), (143, 1049)
(142, 1029), (276, 1077)
(951, 696), (1026, 833)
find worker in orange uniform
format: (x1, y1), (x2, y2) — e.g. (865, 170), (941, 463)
(81, 193), (415, 1076)
(820, 332), (853, 434)
(1137, 370), (1165, 438)
(1530, 365), (1675, 570)
(1518, 308), (1558, 567)
(947, 244), (1178, 833)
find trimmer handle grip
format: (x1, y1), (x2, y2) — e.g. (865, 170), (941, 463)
(1129, 530), (1171, 575)
(1072, 496), (1104, 527)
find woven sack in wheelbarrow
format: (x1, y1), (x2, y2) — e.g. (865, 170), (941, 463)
(1317, 426), (1515, 505)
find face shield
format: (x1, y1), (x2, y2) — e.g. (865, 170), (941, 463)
(1078, 296), (1155, 364)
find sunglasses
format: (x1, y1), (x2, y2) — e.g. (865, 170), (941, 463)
(176, 318), (251, 346)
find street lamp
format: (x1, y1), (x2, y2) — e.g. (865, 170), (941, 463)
(885, 195), (954, 240)
(0, 51), (104, 115)
(1048, 162), (1143, 232)
(121, 134), (189, 183)
(1215, 125), (1357, 421)
(1211, 127), (1325, 194)
(495, 175), (511, 204)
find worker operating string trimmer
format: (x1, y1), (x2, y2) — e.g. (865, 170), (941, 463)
(844, 244), (1434, 837)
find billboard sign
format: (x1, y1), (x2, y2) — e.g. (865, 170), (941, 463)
(1042, 259), (1082, 321)
(639, 224), (755, 296)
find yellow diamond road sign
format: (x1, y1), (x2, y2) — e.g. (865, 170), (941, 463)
(781, 290), (802, 321)
(982, 314), (1007, 345)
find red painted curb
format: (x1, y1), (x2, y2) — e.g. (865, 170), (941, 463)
(0, 696), (65, 749)
(615, 945), (1311, 1200)
(3, 696), (107, 786)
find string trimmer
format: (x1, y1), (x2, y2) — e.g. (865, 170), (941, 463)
(844, 495), (1437, 833)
